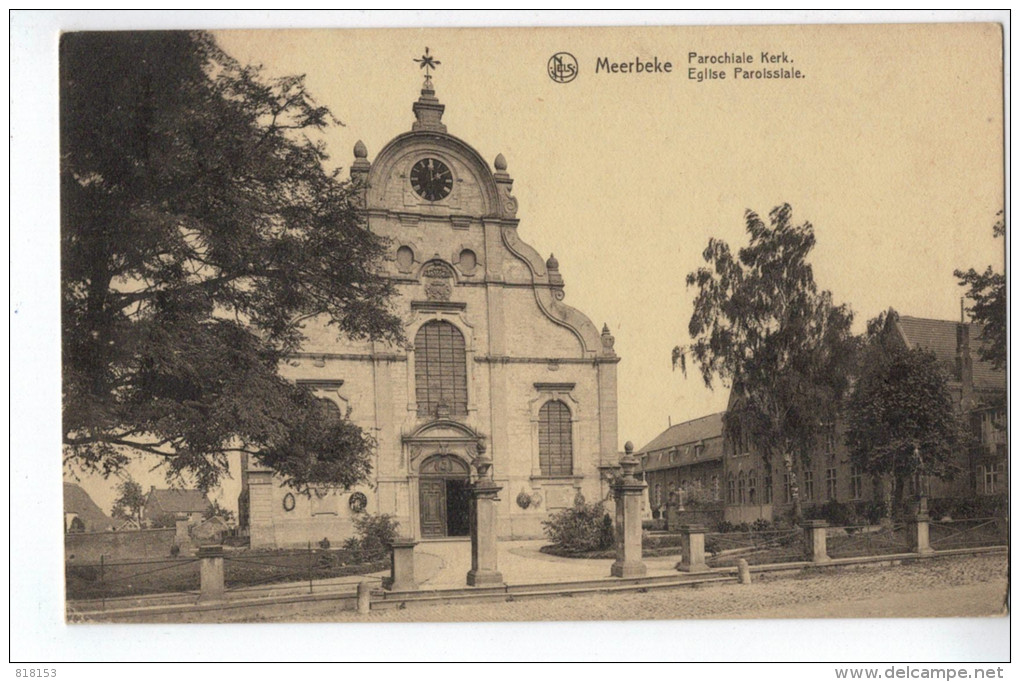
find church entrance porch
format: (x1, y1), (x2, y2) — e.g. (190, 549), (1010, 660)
(418, 454), (471, 539)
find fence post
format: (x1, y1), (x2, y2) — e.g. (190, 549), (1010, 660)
(307, 541), (313, 594)
(357, 581), (372, 614)
(384, 538), (419, 592)
(737, 558), (752, 584)
(198, 545), (225, 603)
(100, 554), (105, 611)
(909, 514), (933, 555)
(678, 524), (709, 572)
(802, 520), (830, 563)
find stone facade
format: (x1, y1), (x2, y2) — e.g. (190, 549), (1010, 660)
(243, 78), (619, 548)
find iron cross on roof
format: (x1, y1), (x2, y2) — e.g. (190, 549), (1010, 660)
(414, 47), (441, 87)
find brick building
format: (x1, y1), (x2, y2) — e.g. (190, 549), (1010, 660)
(638, 310), (1005, 525)
(886, 312), (1007, 498)
(636, 413), (724, 524)
(241, 75), (620, 548)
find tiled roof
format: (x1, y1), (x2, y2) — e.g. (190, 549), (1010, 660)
(637, 412), (725, 454)
(63, 482), (113, 531)
(147, 488), (211, 513)
(895, 316), (1005, 393)
(637, 413), (725, 472)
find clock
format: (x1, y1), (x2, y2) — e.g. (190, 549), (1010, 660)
(410, 157), (453, 201)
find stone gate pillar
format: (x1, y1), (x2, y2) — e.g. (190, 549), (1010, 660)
(467, 445), (504, 587)
(803, 519), (831, 564)
(611, 442), (647, 578)
(678, 524), (710, 572)
(909, 514), (933, 555)
(197, 544), (225, 603)
(385, 538), (419, 591)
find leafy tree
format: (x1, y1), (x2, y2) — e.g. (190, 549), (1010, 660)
(111, 477), (146, 523)
(954, 213), (1006, 370)
(61, 32), (403, 493)
(203, 499), (236, 526)
(674, 204), (857, 521)
(844, 313), (963, 512)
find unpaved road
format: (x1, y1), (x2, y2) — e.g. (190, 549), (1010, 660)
(214, 553), (1006, 624)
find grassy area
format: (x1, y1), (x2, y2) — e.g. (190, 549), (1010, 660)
(66, 549), (388, 600)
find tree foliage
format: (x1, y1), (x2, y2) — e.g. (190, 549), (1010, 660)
(111, 477), (146, 522)
(61, 31), (403, 492)
(204, 499), (236, 526)
(674, 204), (858, 518)
(954, 213), (1006, 370)
(844, 313), (963, 503)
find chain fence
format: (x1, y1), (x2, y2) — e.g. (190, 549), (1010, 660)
(929, 517), (1008, 551)
(706, 528), (805, 566)
(66, 543), (389, 609)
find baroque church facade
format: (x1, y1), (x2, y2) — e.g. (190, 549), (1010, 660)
(242, 74), (620, 548)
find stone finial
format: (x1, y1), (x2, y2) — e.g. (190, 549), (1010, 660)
(473, 443), (493, 479)
(546, 253), (559, 271)
(601, 323), (616, 354)
(351, 139), (371, 183)
(494, 153), (507, 172)
(619, 441), (639, 481)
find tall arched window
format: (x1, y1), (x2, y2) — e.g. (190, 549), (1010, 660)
(415, 321), (467, 417)
(538, 400), (572, 476)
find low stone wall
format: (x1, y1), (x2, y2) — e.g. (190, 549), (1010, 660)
(65, 528), (177, 563)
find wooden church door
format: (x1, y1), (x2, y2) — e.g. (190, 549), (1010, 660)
(419, 478), (447, 538)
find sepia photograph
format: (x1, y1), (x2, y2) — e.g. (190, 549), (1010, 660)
(11, 10), (1010, 667)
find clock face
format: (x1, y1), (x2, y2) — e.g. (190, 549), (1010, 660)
(410, 158), (453, 201)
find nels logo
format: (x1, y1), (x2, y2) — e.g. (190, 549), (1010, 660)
(547, 52), (578, 84)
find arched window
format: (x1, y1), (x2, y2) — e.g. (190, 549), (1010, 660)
(317, 398), (343, 424)
(415, 321), (467, 417)
(538, 400), (572, 476)
(738, 471), (747, 505)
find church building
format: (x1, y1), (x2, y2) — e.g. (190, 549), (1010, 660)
(242, 66), (620, 548)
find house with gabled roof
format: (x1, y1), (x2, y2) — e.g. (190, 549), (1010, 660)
(142, 487), (211, 526)
(63, 482), (114, 533)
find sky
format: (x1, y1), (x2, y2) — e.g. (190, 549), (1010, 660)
(64, 22), (1004, 517)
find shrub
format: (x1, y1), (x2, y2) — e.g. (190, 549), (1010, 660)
(542, 500), (614, 552)
(715, 520), (752, 533)
(928, 495), (1007, 520)
(806, 500), (857, 527)
(342, 513), (399, 563)
(750, 518), (773, 532)
(642, 518), (667, 532)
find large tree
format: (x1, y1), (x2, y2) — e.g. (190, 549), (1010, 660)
(111, 477), (146, 523)
(954, 212), (1006, 370)
(61, 32), (403, 492)
(675, 204), (857, 520)
(844, 312), (963, 511)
